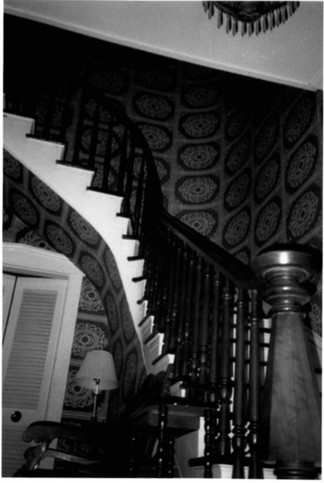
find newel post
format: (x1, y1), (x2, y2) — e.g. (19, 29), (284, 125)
(252, 249), (321, 479)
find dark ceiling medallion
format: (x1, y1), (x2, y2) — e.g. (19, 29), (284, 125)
(202, 2), (300, 36)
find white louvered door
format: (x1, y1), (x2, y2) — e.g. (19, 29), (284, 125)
(2, 277), (67, 477)
(2, 273), (17, 340)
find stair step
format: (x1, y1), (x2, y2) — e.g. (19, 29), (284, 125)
(132, 275), (146, 283)
(87, 186), (124, 198)
(139, 315), (154, 342)
(128, 255), (144, 262)
(150, 353), (175, 374)
(4, 112), (148, 359)
(4, 112), (35, 137)
(122, 234), (139, 241)
(138, 313), (152, 327)
(26, 133), (66, 146)
(144, 332), (164, 366)
(56, 160), (95, 172)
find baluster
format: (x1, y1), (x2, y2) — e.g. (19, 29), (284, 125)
(144, 254), (158, 311)
(102, 111), (114, 192)
(232, 287), (247, 478)
(209, 270), (221, 404)
(174, 245), (188, 380)
(72, 88), (90, 166)
(198, 260), (211, 388)
(133, 152), (146, 238)
(157, 404), (168, 478)
(248, 289), (263, 479)
(117, 124), (128, 195)
(88, 98), (101, 169)
(217, 279), (233, 457)
(204, 408), (213, 478)
(154, 227), (171, 333)
(180, 249), (195, 380)
(59, 75), (76, 143)
(128, 434), (137, 476)
(42, 77), (56, 139)
(166, 436), (175, 477)
(167, 238), (183, 354)
(162, 234), (178, 354)
(189, 254), (203, 388)
(122, 139), (135, 216)
(144, 223), (162, 310)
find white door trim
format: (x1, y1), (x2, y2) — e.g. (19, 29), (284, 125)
(3, 242), (84, 421)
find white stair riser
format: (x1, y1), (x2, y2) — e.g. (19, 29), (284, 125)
(3, 113), (149, 369)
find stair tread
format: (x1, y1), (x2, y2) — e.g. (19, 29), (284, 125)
(56, 160), (95, 172)
(128, 255), (144, 262)
(26, 133), (66, 146)
(86, 186), (123, 198)
(132, 276), (146, 283)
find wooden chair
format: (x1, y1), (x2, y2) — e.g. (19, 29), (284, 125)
(14, 420), (107, 477)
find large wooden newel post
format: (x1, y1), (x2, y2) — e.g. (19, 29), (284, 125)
(252, 250), (321, 479)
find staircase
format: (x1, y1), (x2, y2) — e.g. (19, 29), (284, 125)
(3, 81), (321, 478)
(3, 112), (152, 365)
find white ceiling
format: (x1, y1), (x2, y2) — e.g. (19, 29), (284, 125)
(4, 0), (324, 91)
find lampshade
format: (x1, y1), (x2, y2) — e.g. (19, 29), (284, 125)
(75, 350), (118, 391)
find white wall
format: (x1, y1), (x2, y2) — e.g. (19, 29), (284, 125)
(4, 0), (323, 91)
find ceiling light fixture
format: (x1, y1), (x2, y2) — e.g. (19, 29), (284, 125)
(203, 2), (300, 36)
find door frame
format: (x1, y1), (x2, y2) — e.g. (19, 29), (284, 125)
(3, 242), (84, 421)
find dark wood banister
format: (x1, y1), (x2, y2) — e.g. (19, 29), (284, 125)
(81, 78), (256, 290)
(5, 74), (320, 478)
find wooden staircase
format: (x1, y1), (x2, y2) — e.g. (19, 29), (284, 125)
(3, 79), (321, 478)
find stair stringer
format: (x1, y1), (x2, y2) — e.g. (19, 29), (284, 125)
(3, 112), (151, 367)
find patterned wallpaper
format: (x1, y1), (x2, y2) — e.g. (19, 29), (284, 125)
(4, 18), (322, 332)
(3, 149), (147, 423)
(79, 54), (322, 335)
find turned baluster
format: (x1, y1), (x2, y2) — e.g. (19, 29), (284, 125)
(89, 99), (101, 169)
(161, 231), (177, 352)
(122, 139), (135, 217)
(174, 245), (189, 380)
(133, 153), (145, 238)
(128, 434), (137, 476)
(146, 223), (166, 316)
(163, 235), (179, 353)
(198, 260), (211, 387)
(217, 279), (233, 457)
(232, 287), (247, 478)
(189, 254), (203, 387)
(117, 124), (128, 195)
(204, 409), (213, 478)
(102, 111), (114, 192)
(248, 289), (264, 479)
(209, 270), (221, 404)
(157, 404), (168, 478)
(167, 238), (182, 354)
(72, 88), (88, 166)
(149, 224), (164, 327)
(180, 249), (195, 380)
(252, 249), (321, 479)
(158, 228), (173, 334)
(166, 436), (175, 477)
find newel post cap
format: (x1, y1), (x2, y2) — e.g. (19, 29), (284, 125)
(251, 248), (320, 313)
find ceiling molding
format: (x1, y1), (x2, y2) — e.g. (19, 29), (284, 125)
(4, 0), (323, 91)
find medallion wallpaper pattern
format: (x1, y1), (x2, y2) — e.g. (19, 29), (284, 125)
(3, 150), (147, 423)
(4, 13), (322, 427)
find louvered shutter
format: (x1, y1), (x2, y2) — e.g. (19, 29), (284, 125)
(2, 277), (67, 477)
(2, 273), (16, 340)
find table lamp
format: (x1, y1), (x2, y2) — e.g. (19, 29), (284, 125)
(75, 350), (118, 421)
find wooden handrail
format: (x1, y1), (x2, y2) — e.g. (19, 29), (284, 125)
(79, 77), (256, 290)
